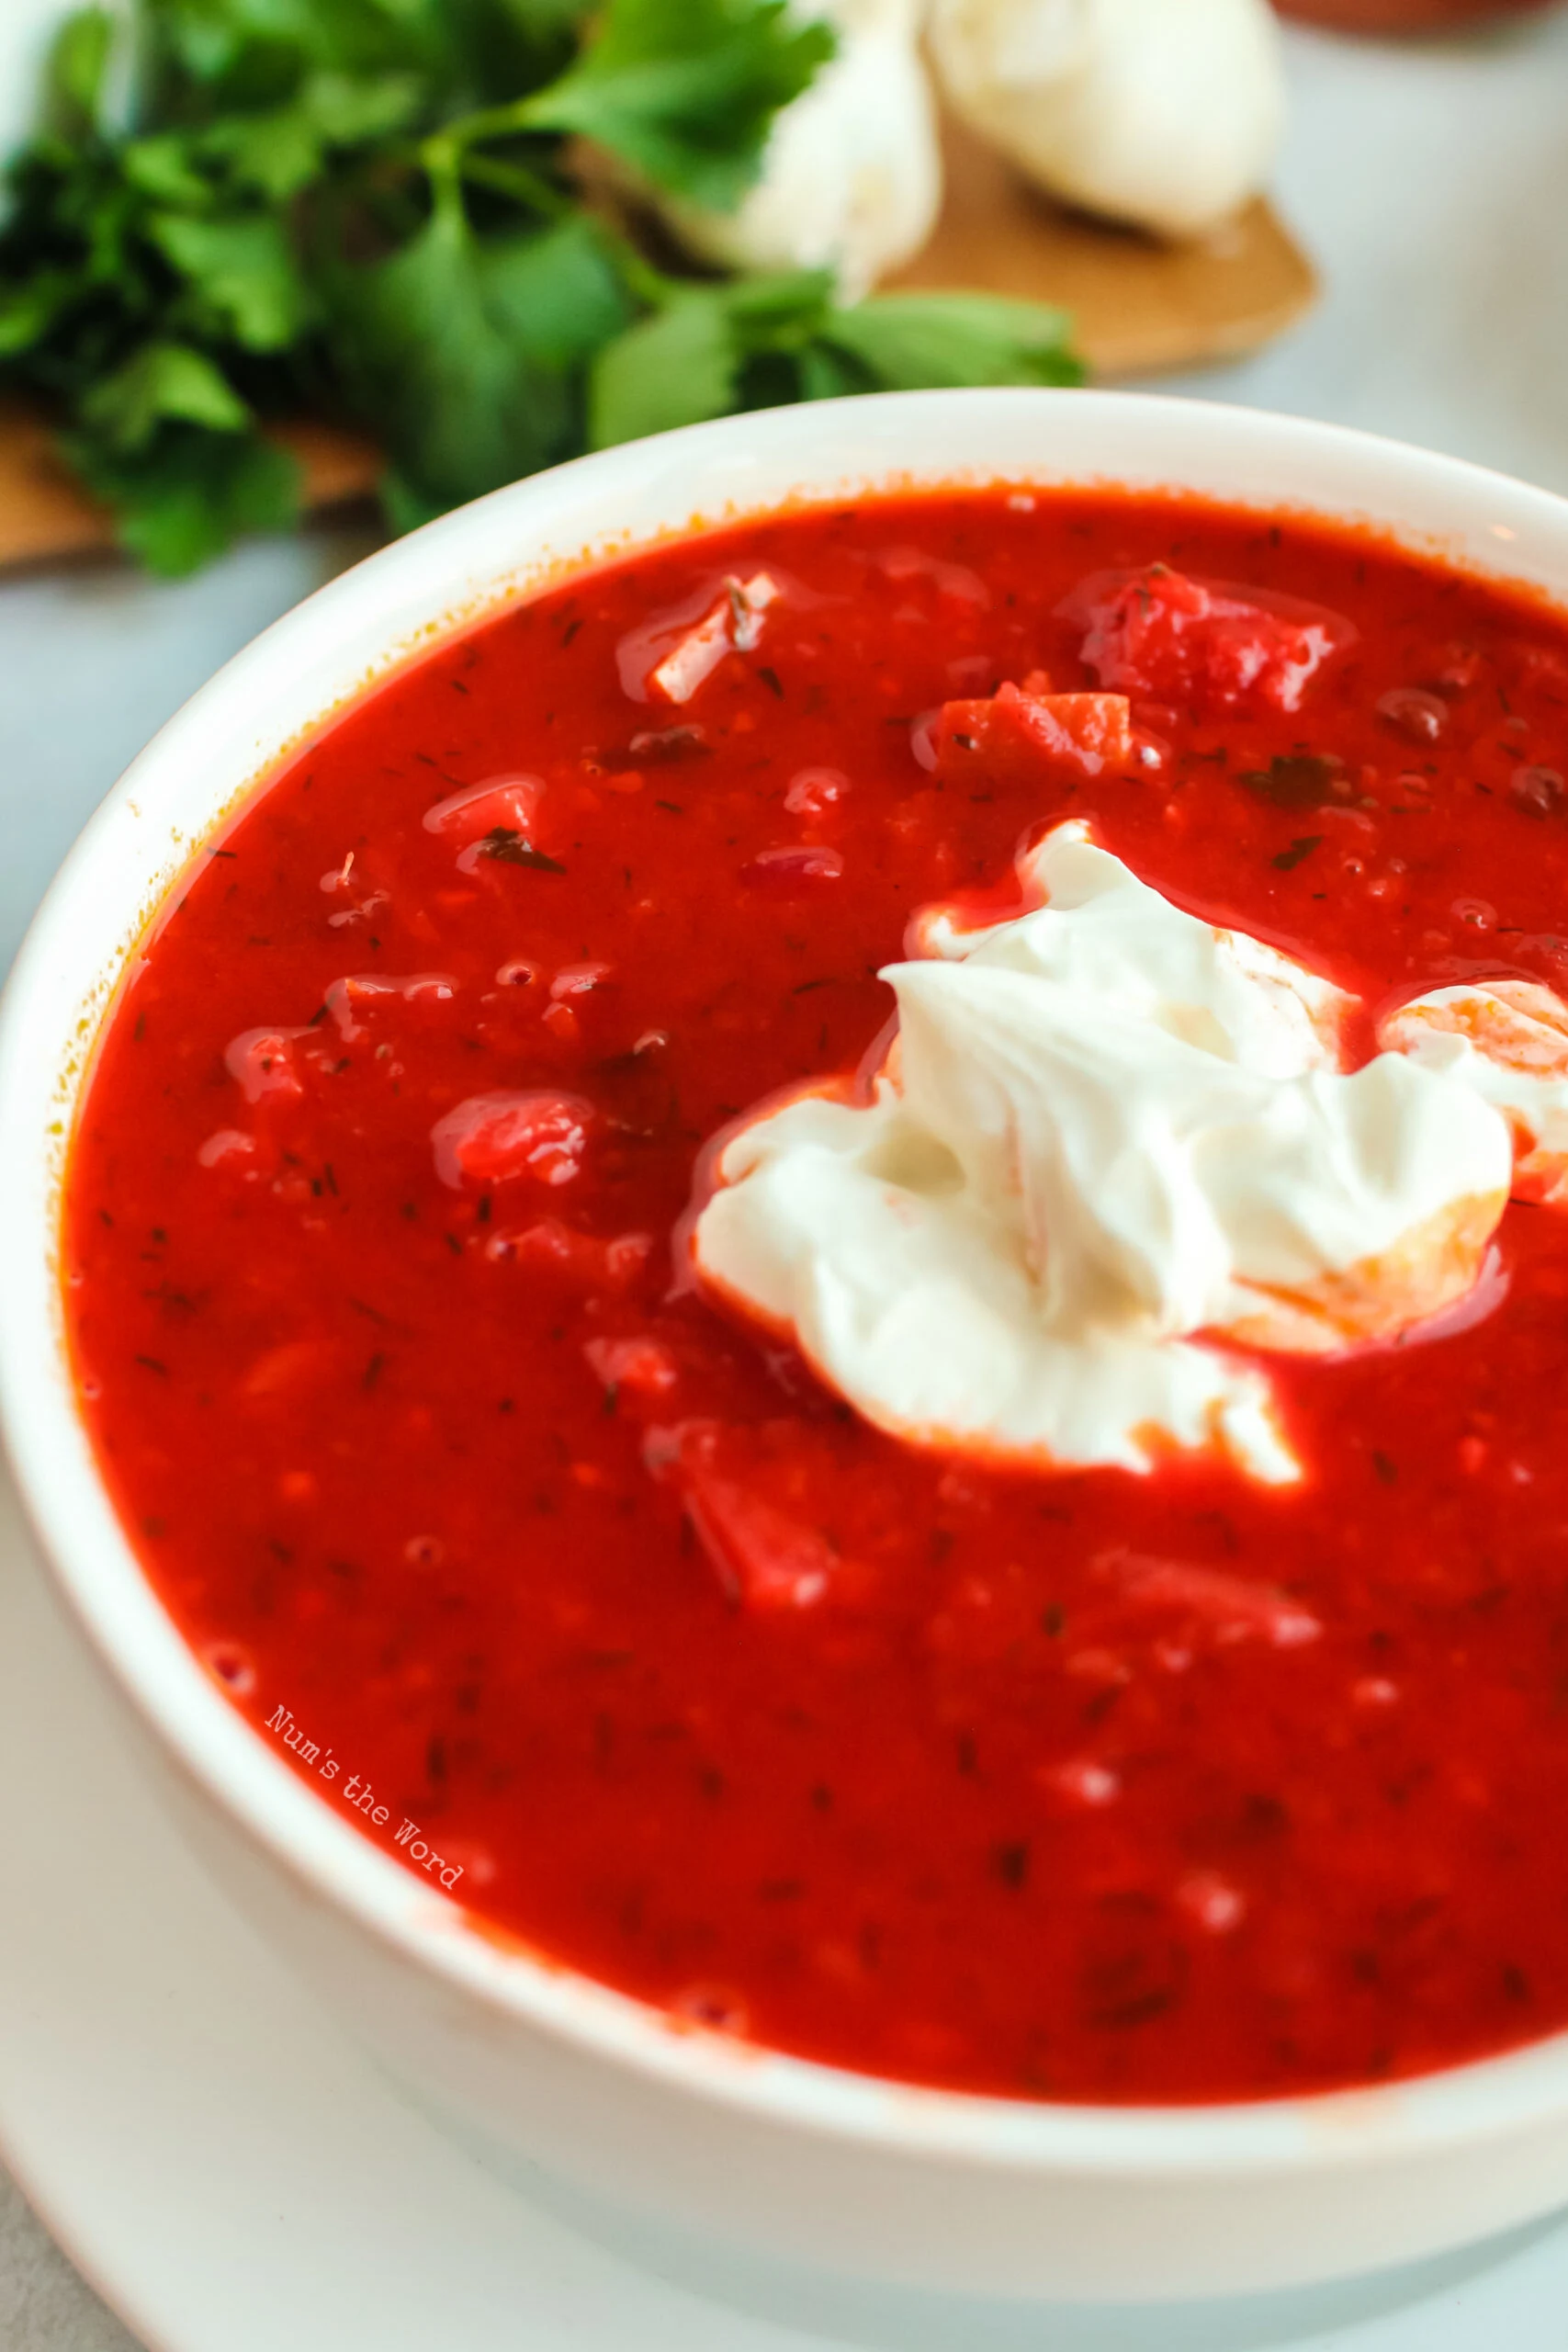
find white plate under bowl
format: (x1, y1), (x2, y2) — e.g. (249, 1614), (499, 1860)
(4, 1453), (1568, 2352)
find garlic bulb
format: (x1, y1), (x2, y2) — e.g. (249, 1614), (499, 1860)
(659, 0), (943, 301)
(928, 0), (1285, 241)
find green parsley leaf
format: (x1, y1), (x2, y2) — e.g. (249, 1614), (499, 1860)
(795, 341), (862, 401)
(148, 0), (445, 90)
(0, 270), (78, 358)
(78, 339), (252, 452)
(122, 132), (215, 209)
(724, 265), (835, 341)
(0, 0), (1084, 571)
(588, 287), (739, 447)
(480, 213), (629, 371)
(49, 7), (118, 136)
(196, 73), (426, 202)
(148, 211), (311, 349)
(524, 0), (834, 210)
(188, 107), (321, 203)
(331, 192), (620, 520)
(303, 65), (430, 144)
(589, 273), (1081, 447)
(62, 421), (299, 572)
(813, 292), (1084, 392)
(590, 265), (832, 447)
(498, 0), (595, 35)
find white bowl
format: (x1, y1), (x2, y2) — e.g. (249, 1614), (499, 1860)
(6, 390), (1568, 2305)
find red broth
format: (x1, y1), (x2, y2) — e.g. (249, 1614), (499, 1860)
(64, 490), (1568, 2104)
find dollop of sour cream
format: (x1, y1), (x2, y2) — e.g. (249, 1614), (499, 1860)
(692, 822), (1517, 1485)
(1379, 980), (1568, 1207)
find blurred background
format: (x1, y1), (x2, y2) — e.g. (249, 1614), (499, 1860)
(2, 3), (1567, 2344)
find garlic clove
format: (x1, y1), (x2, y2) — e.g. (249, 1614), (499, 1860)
(929, 0), (1286, 242)
(657, 0), (943, 300)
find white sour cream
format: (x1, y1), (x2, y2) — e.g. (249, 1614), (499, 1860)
(693, 822), (1515, 1485)
(1380, 980), (1568, 1207)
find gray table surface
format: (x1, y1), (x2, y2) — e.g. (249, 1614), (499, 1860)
(4, 16), (1568, 2346)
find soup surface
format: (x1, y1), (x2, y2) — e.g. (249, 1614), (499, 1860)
(66, 489), (1568, 2104)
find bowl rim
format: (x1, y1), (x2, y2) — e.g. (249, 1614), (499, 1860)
(10, 383), (1568, 2177)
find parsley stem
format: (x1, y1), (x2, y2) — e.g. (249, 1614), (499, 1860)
(455, 152), (572, 220)
(432, 92), (557, 157)
(421, 126), (670, 312)
(592, 223), (678, 311)
(421, 133), (465, 226)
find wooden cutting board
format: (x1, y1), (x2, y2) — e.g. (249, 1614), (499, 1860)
(0, 117), (1315, 573)
(0, 405), (382, 571)
(892, 116), (1317, 379)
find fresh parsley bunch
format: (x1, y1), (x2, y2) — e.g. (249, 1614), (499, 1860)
(0, 0), (1082, 574)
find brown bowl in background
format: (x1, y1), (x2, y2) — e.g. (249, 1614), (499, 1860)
(1276, 0), (1558, 29)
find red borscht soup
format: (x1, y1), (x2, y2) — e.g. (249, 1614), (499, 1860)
(65, 490), (1568, 2104)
